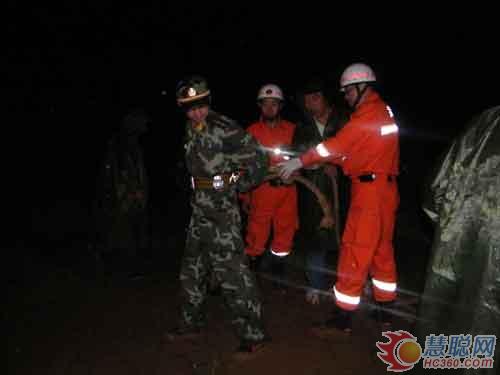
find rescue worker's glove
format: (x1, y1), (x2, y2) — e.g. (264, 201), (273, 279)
(277, 157), (303, 179)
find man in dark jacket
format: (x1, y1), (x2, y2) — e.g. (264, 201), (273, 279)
(293, 77), (350, 304)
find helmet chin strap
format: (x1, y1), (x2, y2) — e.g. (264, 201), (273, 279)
(351, 84), (368, 109)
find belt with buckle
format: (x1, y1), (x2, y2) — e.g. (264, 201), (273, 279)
(356, 173), (396, 183)
(191, 172), (240, 190)
(269, 178), (287, 187)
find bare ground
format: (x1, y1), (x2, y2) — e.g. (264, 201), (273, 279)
(7, 226), (424, 375)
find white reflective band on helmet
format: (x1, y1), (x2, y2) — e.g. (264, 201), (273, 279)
(372, 278), (397, 292)
(315, 143), (331, 157)
(270, 249), (289, 257)
(333, 286), (360, 306)
(380, 124), (399, 136)
(386, 105), (394, 118)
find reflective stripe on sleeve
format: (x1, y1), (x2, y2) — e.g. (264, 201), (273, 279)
(315, 143), (331, 157)
(380, 124), (399, 136)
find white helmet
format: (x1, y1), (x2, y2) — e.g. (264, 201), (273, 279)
(340, 63), (376, 91)
(257, 84), (284, 101)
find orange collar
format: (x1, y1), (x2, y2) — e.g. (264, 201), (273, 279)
(351, 91), (382, 119)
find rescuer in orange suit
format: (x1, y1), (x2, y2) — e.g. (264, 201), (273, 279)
(278, 63), (399, 333)
(243, 84), (298, 289)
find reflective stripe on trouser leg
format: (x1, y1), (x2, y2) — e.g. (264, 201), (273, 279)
(245, 213), (272, 257)
(270, 248), (290, 257)
(270, 185), (297, 255)
(333, 285), (360, 311)
(335, 183), (382, 310)
(245, 184), (280, 257)
(371, 181), (398, 302)
(372, 278), (397, 301)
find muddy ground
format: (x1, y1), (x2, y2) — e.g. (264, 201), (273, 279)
(7, 140), (438, 374)
(7, 211), (429, 374)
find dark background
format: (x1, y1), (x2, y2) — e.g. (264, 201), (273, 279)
(6, 3), (499, 248)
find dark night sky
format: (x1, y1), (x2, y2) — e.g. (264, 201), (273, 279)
(8, 4), (499, 124)
(6, 3), (499, 223)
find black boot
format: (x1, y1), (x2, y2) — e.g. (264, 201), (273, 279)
(271, 255), (287, 293)
(312, 307), (353, 336)
(233, 335), (271, 361)
(248, 256), (261, 272)
(207, 271), (221, 296)
(373, 301), (395, 328)
(165, 325), (203, 342)
(325, 308), (353, 333)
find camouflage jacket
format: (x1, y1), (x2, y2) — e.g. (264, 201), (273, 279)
(418, 106), (500, 346)
(184, 110), (268, 195)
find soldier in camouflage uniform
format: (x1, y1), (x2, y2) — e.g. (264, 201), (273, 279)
(167, 75), (270, 358)
(92, 109), (150, 269)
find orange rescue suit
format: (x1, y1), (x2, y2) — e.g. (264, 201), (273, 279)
(301, 91), (399, 310)
(245, 120), (298, 257)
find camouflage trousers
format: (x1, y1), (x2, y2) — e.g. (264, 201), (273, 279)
(178, 214), (266, 342)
